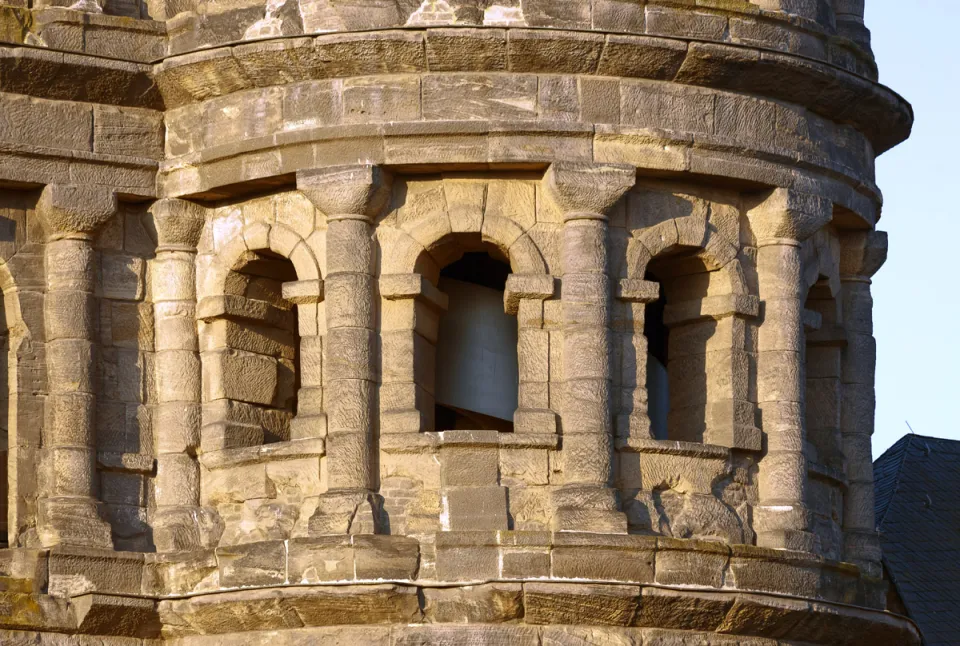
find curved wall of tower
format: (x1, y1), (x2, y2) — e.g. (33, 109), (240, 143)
(0, 0), (919, 644)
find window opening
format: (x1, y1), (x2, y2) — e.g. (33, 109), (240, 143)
(434, 252), (518, 432)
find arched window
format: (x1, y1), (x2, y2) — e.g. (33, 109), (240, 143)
(202, 249), (301, 446)
(434, 251), (518, 432)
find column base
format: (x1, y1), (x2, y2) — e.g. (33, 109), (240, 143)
(756, 529), (821, 553)
(754, 504), (821, 553)
(38, 499), (112, 549)
(308, 490), (384, 535)
(551, 485), (627, 534)
(153, 507), (209, 552)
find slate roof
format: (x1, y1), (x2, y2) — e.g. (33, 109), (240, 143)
(875, 434), (960, 646)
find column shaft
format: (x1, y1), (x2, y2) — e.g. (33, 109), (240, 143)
(40, 239), (112, 547)
(152, 248), (203, 551)
(754, 240), (818, 552)
(561, 217), (613, 487)
(324, 217), (377, 492)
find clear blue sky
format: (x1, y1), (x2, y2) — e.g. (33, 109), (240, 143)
(869, 1), (958, 457)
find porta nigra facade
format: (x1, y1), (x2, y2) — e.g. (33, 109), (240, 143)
(0, 0), (918, 644)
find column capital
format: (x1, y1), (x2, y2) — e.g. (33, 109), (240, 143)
(542, 162), (635, 219)
(37, 184), (117, 241)
(150, 198), (206, 251)
(840, 230), (888, 280)
(297, 164), (392, 221)
(746, 188), (832, 244)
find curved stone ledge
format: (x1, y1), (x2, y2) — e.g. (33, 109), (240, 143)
(159, 120), (880, 227)
(154, 28), (909, 153)
(198, 437), (326, 471)
(162, 0), (876, 79)
(0, 537), (920, 644)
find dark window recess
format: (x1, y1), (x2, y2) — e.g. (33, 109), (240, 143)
(644, 276), (670, 440)
(434, 252), (518, 432)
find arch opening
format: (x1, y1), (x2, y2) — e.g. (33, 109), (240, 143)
(433, 249), (518, 432)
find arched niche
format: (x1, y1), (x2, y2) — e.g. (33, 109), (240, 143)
(197, 223), (325, 452)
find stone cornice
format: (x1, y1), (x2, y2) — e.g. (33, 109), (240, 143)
(152, 28), (910, 154)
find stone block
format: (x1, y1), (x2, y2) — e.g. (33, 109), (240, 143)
(48, 547), (143, 597)
(440, 445), (499, 487)
(422, 583), (523, 623)
(287, 536), (354, 583)
(444, 486), (509, 531)
(655, 537), (730, 588)
(524, 582), (640, 626)
(635, 587), (734, 631)
(354, 535), (420, 580)
(422, 74), (537, 121)
(435, 531), (499, 581)
(217, 539), (286, 587)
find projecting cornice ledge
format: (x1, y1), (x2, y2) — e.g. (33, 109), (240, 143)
(154, 29), (912, 154)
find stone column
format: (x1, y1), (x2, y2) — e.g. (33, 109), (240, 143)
(36, 184), (116, 549)
(542, 162), (635, 533)
(839, 230), (887, 578)
(748, 189), (831, 553)
(297, 165), (391, 535)
(150, 199), (206, 552)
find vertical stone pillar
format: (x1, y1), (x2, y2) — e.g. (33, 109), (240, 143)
(542, 162), (635, 533)
(379, 274), (448, 434)
(748, 189), (831, 553)
(36, 184), (116, 549)
(505, 274), (557, 435)
(839, 230), (887, 578)
(613, 278), (660, 446)
(297, 165), (391, 535)
(150, 199), (206, 552)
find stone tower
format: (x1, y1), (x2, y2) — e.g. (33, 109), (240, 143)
(0, 0), (917, 643)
